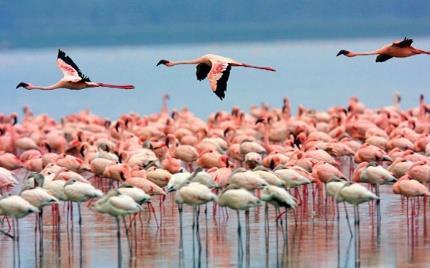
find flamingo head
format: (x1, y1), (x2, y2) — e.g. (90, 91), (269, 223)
(336, 50), (351, 57)
(156, 59), (173, 67)
(220, 155), (229, 167)
(16, 82), (30, 89)
(119, 171), (127, 182)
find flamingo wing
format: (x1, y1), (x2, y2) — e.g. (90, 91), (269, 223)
(195, 63), (211, 81)
(392, 37), (413, 48)
(56, 50), (91, 82)
(375, 54), (393, 62)
(208, 61), (231, 100)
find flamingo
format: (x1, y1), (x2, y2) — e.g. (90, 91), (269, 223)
(0, 167), (18, 190)
(20, 173), (58, 227)
(0, 195), (39, 240)
(335, 181), (379, 262)
(64, 178), (103, 225)
(166, 171), (192, 192)
(117, 184), (151, 205)
(94, 189), (142, 264)
(218, 186), (262, 233)
(392, 174), (430, 221)
(175, 181), (217, 231)
(337, 37), (430, 62)
(261, 185), (297, 240)
(252, 166), (285, 187)
(16, 50), (134, 91)
(156, 54), (275, 100)
(187, 167), (219, 189)
(228, 168), (268, 191)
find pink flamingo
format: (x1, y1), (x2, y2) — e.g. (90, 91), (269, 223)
(17, 50), (134, 91)
(337, 37), (430, 62)
(157, 54), (275, 100)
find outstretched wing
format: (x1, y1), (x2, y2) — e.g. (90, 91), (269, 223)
(208, 61), (231, 100)
(392, 37), (413, 48)
(195, 63), (211, 81)
(375, 54), (393, 62)
(56, 50), (91, 82)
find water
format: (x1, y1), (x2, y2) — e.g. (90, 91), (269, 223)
(0, 168), (429, 268)
(1, 38), (430, 267)
(0, 37), (429, 120)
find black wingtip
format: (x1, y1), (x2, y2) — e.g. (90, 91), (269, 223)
(336, 50), (350, 57)
(57, 49), (65, 59)
(16, 82), (29, 89)
(157, 59), (169, 66)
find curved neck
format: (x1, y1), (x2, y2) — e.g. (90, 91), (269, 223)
(263, 124), (271, 151)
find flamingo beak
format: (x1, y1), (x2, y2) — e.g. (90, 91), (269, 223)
(336, 50), (350, 56)
(16, 82), (29, 89)
(156, 60), (169, 66)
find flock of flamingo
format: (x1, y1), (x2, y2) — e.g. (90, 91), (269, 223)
(1, 37), (430, 266)
(16, 37), (430, 100)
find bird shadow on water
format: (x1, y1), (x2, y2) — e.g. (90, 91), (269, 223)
(178, 206), (185, 268)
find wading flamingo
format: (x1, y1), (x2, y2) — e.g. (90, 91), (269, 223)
(335, 181), (379, 266)
(157, 54), (275, 100)
(17, 50), (134, 91)
(175, 181), (217, 231)
(0, 195), (39, 240)
(218, 186), (262, 232)
(261, 185), (297, 240)
(94, 189), (142, 264)
(64, 178), (103, 225)
(20, 173), (58, 232)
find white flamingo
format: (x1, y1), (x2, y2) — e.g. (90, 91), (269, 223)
(94, 189), (142, 259)
(335, 180), (379, 262)
(64, 178), (103, 225)
(20, 173), (58, 232)
(0, 195), (39, 240)
(218, 186), (262, 233)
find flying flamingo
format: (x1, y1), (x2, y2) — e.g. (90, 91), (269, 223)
(337, 37), (430, 62)
(16, 50), (135, 91)
(156, 54), (276, 100)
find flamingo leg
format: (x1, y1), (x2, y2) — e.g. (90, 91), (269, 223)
(343, 202), (353, 237)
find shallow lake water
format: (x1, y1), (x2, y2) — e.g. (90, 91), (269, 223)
(0, 166), (429, 268)
(1, 38), (430, 267)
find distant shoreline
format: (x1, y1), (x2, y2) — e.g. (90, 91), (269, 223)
(1, 19), (429, 50)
